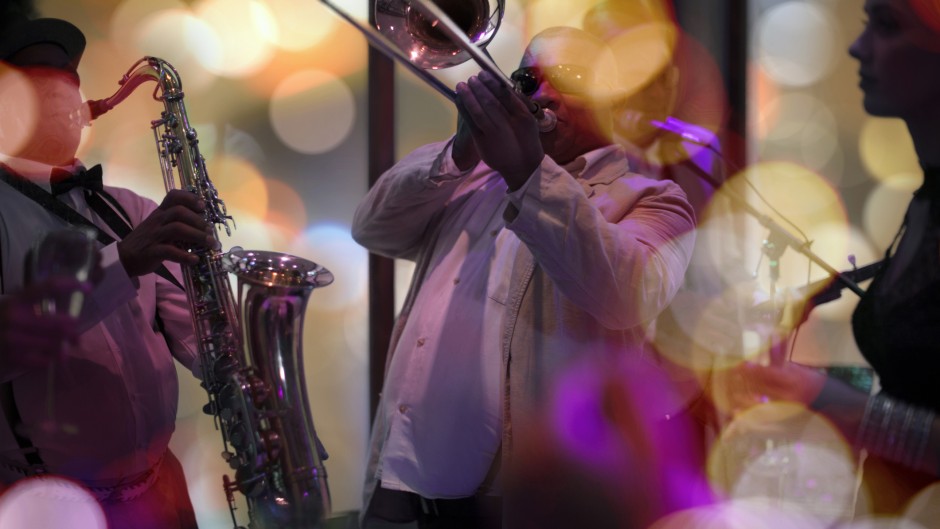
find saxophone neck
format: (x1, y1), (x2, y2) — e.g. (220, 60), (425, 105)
(82, 57), (182, 123)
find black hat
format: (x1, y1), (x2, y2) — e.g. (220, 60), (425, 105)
(0, 14), (85, 71)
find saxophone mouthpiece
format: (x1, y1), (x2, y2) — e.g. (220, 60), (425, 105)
(82, 99), (114, 124)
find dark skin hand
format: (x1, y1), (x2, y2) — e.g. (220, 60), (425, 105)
(0, 277), (89, 370)
(454, 71), (544, 191)
(452, 112), (480, 172)
(118, 189), (213, 278)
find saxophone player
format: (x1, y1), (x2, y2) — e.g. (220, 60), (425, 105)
(0, 12), (209, 529)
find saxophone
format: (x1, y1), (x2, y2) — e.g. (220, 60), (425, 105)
(86, 57), (332, 529)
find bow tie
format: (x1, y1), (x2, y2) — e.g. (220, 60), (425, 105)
(50, 165), (103, 196)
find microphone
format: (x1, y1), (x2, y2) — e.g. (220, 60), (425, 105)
(649, 117), (710, 146)
(648, 116), (724, 190)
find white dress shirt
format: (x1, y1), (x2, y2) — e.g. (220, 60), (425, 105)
(375, 142), (628, 499)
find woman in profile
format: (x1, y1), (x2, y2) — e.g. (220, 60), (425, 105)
(743, 0), (940, 514)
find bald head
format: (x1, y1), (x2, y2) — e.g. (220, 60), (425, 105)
(521, 27), (617, 100)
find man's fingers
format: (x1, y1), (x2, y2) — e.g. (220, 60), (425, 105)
(150, 204), (211, 241)
(467, 76), (504, 120)
(478, 71), (527, 116)
(456, 80), (494, 132)
(164, 204), (209, 228)
(160, 221), (213, 247)
(153, 244), (200, 266)
(160, 189), (205, 213)
(454, 97), (483, 136)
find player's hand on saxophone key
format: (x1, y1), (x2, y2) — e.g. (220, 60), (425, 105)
(118, 189), (214, 278)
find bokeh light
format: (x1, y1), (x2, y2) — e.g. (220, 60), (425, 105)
(858, 117), (921, 184)
(835, 518), (928, 529)
(0, 476), (106, 529)
(652, 281), (760, 374)
(550, 357), (690, 471)
(648, 498), (829, 529)
(265, 0), (338, 51)
(174, 413), (244, 528)
(761, 92), (840, 174)
(269, 69), (356, 155)
(0, 67), (39, 161)
(192, 0), (278, 77)
(98, 120), (167, 201)
(727, 161), (850, 292)
(136, 9), (219, 93)
(605, 22), (676, 101)
(342, 300), (369, 366)
(223, 216), (277, 254)
(903, 482), (940, 528)
(862, 175), (921, 252)
(109, 0), (189, 60)
(754, 65), (781, 140)
(525, 0), (596, 36)
(205, 155), (270, 220)
(261, 178), (308, 242)
(708, 402), (859, 524)
(755, 2), (840, 88)
(289, 223), (368, 311)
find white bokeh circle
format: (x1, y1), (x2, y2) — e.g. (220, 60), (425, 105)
(269, 70), (357, 155)
(756, 2), (839, 87)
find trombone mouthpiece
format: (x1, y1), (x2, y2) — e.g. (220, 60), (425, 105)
(537, 107), (557, 133)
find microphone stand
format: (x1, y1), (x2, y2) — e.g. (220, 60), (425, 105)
(651, 119), (865, 299)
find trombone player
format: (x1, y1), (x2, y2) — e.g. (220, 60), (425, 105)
(353, 26), (696, 528)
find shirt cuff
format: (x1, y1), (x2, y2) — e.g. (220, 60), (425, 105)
(429, 137), (475, 183)
(503, 158), (545, 223)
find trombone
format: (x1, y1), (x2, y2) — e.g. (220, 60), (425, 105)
(319, 0), (557, 132)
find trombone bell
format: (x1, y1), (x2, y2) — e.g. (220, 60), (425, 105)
(375, 0), (502, 69)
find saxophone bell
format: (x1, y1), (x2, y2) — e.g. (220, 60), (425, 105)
(222, 249), (334, 526)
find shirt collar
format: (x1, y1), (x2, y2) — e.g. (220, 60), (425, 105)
(562, 144), (622, 180)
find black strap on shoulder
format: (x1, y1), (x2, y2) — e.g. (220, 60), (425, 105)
(0, 168), (184, 290)
(89, 188), (133, 228)
(83, 190), (184, 291)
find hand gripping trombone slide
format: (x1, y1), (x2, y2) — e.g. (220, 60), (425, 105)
(85, 57), (332, 529)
